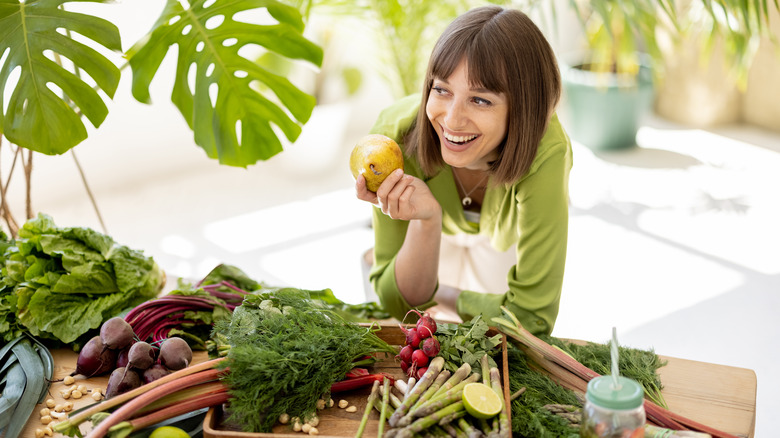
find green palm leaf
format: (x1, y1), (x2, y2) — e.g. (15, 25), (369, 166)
(0, 0), (121, 155)
(127, 0), (323, 167)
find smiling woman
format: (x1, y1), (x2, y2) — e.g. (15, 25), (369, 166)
(353, 5), (573, 335)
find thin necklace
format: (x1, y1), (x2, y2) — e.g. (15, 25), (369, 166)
(452, 169), (489, 207)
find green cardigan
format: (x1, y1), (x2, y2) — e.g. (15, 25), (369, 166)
(368, 94), (573, 335)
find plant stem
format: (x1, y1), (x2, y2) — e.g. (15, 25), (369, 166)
(378, 377), (391, 438)
(388, 356), (444, 427)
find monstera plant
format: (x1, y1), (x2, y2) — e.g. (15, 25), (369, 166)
(0, 0), (322, 232)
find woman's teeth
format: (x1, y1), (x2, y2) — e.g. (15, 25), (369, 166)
(444, 132), (477, 144)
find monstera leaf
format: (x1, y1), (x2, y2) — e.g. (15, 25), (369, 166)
(128, 0), (323, 167)
(0, 0), (122, 155)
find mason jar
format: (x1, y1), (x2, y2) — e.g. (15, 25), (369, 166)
(580, 375), (645, 438)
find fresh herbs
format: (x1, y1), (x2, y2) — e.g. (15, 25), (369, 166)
(436, 315), (503, 377)
(212, 288), (397, 433)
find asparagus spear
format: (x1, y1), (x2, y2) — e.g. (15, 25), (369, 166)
(378, 377), (391, 438)
(395, 401), (465, 438)
(389, 356), (445, 427)
(488, 367), (509, 437)
(431, 362), (471, 400)
(399, 370), (452, 426)
(412, 373), (480, 418)
(356, 380), (381, 438)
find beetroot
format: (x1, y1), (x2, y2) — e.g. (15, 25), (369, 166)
(411, 348), (429, 367)
(420, 336), (440, 358)
(115, 347), (130, 369)
(159, 337), (192, 371)
(415, 367), (428, 379)
(105, 367), (141, 399)
(73, 336), (118, 377)
(127, 341), (156, 370)
(100, 317), (135, 350)
(142, 364), (171, 384)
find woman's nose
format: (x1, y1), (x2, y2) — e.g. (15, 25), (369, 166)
(444, 100), (468, 130)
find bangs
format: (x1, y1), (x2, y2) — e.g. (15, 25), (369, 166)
(428, 20), (508, 94)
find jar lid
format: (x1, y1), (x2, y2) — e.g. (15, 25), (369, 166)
(586, 376), (644, 410)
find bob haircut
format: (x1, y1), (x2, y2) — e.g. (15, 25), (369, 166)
(405, 6), (561, 185)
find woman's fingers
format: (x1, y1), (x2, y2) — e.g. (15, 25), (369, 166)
(355, 174), (379, 205)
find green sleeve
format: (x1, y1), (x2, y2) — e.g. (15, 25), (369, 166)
(457, 117), (572, 335)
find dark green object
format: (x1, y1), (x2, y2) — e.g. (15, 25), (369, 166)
(560, 62), (654, 151)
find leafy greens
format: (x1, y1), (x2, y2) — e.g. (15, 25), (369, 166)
(0, 214), (164, 345)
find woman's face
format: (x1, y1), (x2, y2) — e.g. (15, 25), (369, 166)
(425, 58), (508, 170)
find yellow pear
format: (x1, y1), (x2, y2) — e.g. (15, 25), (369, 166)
(349, 134), (404, 192)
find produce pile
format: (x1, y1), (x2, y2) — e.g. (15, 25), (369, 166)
(0, 213), (164, 345)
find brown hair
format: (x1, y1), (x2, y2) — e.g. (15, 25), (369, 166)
(406, 6), (561, 184)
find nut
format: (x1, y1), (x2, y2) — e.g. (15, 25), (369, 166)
(35, 429), (45, 438)
(91, 391), (103, 401)
(63, 376), (75, 386)
(71, 390), (83, 399)
(316, 399), (326, 410)
(54, 404), (64, 413)
(278, 413), (290, 424)
(308, 427), (319, 435)
(345, 406), (358, 413)
(40, 415), (53, 425)
(39, 408), (50, 417)
(307, 416), (320, 427)
(327, 398), (334, 408)
(45, 399), (56, 408)
(43, 426), (53, 437)
(301, 424), (312, 434)
(63, 402), (74, 412)
(77, 384), (88, 393)
(338, 399), (349, 409)
(60, 390), (70, 399)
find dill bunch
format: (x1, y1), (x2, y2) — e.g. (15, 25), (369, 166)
(213, 288), (397, 433)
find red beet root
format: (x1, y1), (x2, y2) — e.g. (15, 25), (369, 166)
(73, 336), (118, 377)
(100, 317), (135, 350)
(159, 337), (192, 371)
(105, 366), (141, 399)
(142, 364), (171, 384)
(398, 345), (414, 364)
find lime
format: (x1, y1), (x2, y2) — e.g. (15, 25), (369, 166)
(149, 426), (190, 438)
(462, 382), (503, 419)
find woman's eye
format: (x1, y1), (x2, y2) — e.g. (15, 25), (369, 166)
(473, 97), (492, 106)
(432, 85), (448, 95)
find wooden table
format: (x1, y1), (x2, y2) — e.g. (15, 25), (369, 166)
(21, 348), (756, 438)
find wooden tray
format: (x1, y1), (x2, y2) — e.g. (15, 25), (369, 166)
(203, 324), (510, 438)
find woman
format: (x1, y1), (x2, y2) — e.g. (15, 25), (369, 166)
(355, 6), (572, 335)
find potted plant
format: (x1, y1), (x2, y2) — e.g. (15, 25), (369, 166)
(555, 0), (779, 151)
(0, 0), (323, 235)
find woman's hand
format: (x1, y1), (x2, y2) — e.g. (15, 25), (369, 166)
(355, 169), (440, 221)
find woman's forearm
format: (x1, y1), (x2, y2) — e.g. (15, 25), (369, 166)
(394, 213), (442, 306)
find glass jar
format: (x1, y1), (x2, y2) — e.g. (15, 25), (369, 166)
(580, 376), (645, 438)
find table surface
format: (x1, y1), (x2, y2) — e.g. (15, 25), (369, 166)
(21, 347), (757, 438)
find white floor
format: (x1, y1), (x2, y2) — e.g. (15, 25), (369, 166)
(9, 87), (778, 437)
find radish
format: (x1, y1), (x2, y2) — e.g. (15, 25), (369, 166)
(397, 344), (414, 365)
(420, 336), (440, 358)
(415, 367), (428, 380)
(404, 327), (421, 348)
(411, 348), (429, 368)
(414, 310), (437, 339)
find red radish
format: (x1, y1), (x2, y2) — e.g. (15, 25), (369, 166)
(400, 361), (409, 375)
(397, 345), (414, 364)
(411, 348), (429, 367)
(414, 310), (437, 339)
(415, 367), (428, 379)
(405, 327), (421, 348)
(420, 336), (440, 358)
